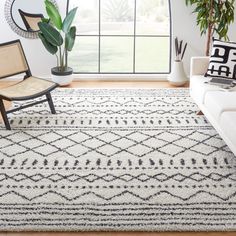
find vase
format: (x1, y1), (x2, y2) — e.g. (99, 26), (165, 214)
(51, 67), (73, 86)
(168, 61), (188, 86)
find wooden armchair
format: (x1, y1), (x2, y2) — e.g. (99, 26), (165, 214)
(0, 40), (58, 130)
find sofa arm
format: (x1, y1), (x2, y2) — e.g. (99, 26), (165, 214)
(190, 57), (209, 77)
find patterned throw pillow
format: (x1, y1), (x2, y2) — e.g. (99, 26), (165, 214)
(205, 39), (236, 79)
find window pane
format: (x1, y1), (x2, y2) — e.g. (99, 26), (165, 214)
(69, 37), (99, 73)
(100, 37), (133, 73)
(136, 0), (170, 35)
(135, 37), (170, 73)
(68, 0), (171, 74)
(70, 0), (99, 35)
(101, 0), (135, 35)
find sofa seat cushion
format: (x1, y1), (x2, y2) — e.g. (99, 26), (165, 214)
(190, 75), (221, 105)
(204, 91), (236, 121)
(220, 112), (236, 153)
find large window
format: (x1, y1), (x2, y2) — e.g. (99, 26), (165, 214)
(68, 0), (171, 74)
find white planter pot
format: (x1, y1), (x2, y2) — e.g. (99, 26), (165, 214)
(168, 61), (188, 86)
(51, 67), (73, 86)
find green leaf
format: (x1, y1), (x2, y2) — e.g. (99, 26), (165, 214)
(185, 0), (235, 54)
(38, 33), (58, 55)
(65, 26), (76, 51)
(45, 0), (62, 30)
(38, 22), (63, 46)
(42, 18), (50, 23)
(62, 7), (78, 33)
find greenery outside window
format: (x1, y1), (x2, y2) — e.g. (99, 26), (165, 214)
(67, 0), (171, 74)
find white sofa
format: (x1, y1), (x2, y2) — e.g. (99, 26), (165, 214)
(190, 57), (236, 156)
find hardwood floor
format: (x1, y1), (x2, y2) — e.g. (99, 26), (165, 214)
(0, 80), (188, 89)
(0, 80), (234, 236)
(65, 81), (189, 89)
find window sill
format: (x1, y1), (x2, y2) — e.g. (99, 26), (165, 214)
(73, 74), (169, 81)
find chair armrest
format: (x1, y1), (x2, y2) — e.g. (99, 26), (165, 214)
(190, 57), (209, 77)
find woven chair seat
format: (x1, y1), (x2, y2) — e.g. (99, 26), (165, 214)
(0, 77), (57, 101)
(0, 40), (58, 130)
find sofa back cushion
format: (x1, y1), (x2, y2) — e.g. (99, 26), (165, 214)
(205, 39), (236, 80)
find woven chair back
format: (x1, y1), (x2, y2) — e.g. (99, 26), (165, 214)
(0, 40), (29, 79)
(23, 15), (41, 31)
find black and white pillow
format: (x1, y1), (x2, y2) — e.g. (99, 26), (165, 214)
(205, 38), (236, 80)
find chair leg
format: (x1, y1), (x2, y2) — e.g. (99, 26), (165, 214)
(46, 93), (56, 114)
(0, 99), (11, 130)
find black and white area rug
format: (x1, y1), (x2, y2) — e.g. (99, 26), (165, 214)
(0, 88), (236, 231)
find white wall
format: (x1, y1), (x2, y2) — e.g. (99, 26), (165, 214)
(0, 0), (67, 78)
(0, 0), (236, 78)
(171, 0), (236, 75)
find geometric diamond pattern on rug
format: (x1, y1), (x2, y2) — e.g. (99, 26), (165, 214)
(112, 138), (135, 149)
(52, 138), (77, 149)
(159, 143), (185, 156)
(1, 144), (27, 157)
(37, 132), (62, 142)
(20, 138), (45, 149)
(97, 144), (121, 156)
(82, 139), (106, 149)
(174, 138), (198, 148)
(34, 144), (58, 156)
(127, 144), (153, 156)
(66, 144), (89, 157)
(98, 132), (122, 142)
(126, 132), (150, 142)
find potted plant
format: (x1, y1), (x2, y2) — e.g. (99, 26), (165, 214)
(185, 0), (234, 56)
(38, 0), (78, 86)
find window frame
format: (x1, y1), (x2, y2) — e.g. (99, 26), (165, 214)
(66, 0), (172, 75)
